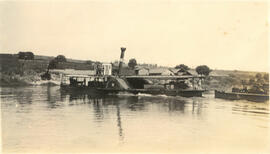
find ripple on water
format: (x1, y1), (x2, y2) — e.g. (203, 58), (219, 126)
(1, 86), (270, 153)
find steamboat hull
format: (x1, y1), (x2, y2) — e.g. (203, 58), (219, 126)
(60, 85), (110, 95)
(61, 85), (204, 97)
(137, 89), (204, 97)
(215, 90), (269, 102)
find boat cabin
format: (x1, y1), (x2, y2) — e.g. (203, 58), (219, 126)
(125, 75), (204, 90)
(61, 74), (108, 88)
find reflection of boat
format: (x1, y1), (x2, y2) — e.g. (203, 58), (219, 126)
(215, 90), (269, 102)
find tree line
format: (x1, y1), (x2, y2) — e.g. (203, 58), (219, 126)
(127, 58), (212, 76)
(16, 52), (211, 76)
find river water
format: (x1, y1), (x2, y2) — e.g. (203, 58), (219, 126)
(1, 86), (269, 153)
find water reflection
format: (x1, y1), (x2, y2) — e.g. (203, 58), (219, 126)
(14, 87), (33, 105)
(92, 98), (104, 121)
(45, 85), (64, 109)
(192, 100), (203, 115)
(168, 99), (185, 112)
(60, 90), (269, 119)
(0, 87), (35, 113)
(1, 87), (270, 153)
(59, 91), (208, 116)
(59, 91), (198, 141)
(116, 103), (124, 141)
(232, 101), (269, 117)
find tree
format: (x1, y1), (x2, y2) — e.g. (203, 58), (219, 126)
(175, 64), (189, 71)
(255, 73), (262, 79)
(255, 73), (264, 84)
(48, 59), (57, 70)
(128, 58), (137, 69)
(55, 55), (67, 63)
(263, 73), (269, 82)
(26, 52), (34, 60)
(47, 55), (67, 70)
(42, 55), (66, 80)
(195, 65), (211, 76)
(18, 52), (24, 59)
(18, 51), (34, 60)
(41, 59), (56, 80)
(85, 60), (93, 65)
(249, 78), (255, 85)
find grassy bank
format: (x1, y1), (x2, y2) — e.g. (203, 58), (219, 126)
(0, 74), (30, 87)
(0, 53), (93, 86)
(204, 70), (268, 91)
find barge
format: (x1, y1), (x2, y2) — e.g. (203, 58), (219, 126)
(215, 82), (269, 102)
(215, 90), (269, 102)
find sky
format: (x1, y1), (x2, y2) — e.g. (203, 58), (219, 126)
(0, 0), (269, 72)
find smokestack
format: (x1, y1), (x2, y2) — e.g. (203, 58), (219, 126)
(118, 47), (126, 75)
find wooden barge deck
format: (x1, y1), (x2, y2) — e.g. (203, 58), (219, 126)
(215, 90), (269, 102)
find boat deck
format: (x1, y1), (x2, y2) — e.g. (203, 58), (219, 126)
(98, 88), (205, 97)
(215, 90), (269, 102)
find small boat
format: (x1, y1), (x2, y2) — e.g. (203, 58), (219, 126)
(215, 90), (269, 102)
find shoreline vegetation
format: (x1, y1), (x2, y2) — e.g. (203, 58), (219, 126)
(0, 53), (269, 91)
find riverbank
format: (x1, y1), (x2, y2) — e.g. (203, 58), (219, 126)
(1, 69), (267, 91)
(1, 53), (268, 90)
(0, 53), (90, 87)
(203, 70), (269, 91)
(0, 72), (60, 87)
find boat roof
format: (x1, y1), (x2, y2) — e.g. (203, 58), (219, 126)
(65, 74), (95, 78)
(125, 75), (204, 79)
(148, 68), (172, 74)
(63, 74), (204, 79)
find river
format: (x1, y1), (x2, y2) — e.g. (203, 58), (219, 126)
(1, 86), (269, 153)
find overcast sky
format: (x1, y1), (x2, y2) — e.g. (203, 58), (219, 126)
(0, 0), (268, 72)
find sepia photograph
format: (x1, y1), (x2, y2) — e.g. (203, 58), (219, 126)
(0, 0), (269, 153)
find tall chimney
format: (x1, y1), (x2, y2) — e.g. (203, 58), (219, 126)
(118, 47), (126, 75)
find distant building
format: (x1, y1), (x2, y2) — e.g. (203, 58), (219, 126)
(149, 68), (174, 76)
(50, 69), (96, 75)
(119, 67), (136, 76)
(135, 67), (149, 75)
(137, 63), (158, 68)
(170, 68), (192, 76)
(188, 69), (197, 76)
(102, 63), (112, 76)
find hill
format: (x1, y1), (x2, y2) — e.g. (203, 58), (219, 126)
(0, 53), (95, 86)
(204, 69), (268, 91)
(0, 53), (268, 89)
